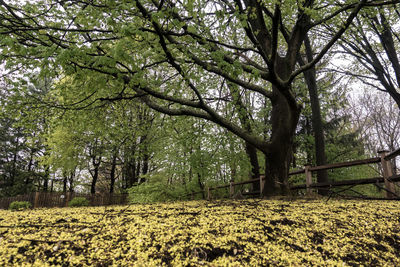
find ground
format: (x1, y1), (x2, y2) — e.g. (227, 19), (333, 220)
(0, 199), (399, 266)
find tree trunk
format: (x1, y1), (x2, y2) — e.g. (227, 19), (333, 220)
(50, 177), (54, 192)
(245, 143), (260, 191)
(142, 153), (149, 175)
(135, 160), (141, 181)
(90, 156), (101, 194)
(264, 147), (293, 195)
(69, 171), (74, 192)
(263, 83), (301, 195)
(302, 36), (329, 194)
(24, 153), (33, 192)
(10, 137), (19, 186)
(91, 166), (98, 194)
(197, 173), (205, 199)
(43, 166), (50, 192)
(43, 178), (48, 192)
(110, 152), (117, 194)
(63, 175), (67, 193)
(138, 134), (149, 184)
(130, 157), (137, 186)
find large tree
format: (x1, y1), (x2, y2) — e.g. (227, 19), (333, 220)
(0, 0), (396, 195)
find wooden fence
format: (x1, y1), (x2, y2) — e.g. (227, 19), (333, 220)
(0, 192), (129, 210)
(204, 149), (400, 200)
(3, 149), (399, 207)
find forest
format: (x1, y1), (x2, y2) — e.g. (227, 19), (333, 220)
(0, 0), (400, 201)
(1, 0), (400, 266)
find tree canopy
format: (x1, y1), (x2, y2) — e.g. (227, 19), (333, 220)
(0, 0), (399, 196)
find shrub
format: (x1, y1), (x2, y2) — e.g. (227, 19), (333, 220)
(9, 201), (31, 211)
(68, 197), (89, 207)
(128, 174), (187, 203)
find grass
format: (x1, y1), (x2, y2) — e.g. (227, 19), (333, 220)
(0, 199), (399, 266)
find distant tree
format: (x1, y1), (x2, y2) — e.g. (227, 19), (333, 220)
(350, 91), (400, 156)
(0, 82), (47, 196)
(338, 5), (400, 106)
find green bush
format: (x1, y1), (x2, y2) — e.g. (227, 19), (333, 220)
(68, 197), (89, 207)
(9, 201), (32, 211)
(128, 174), (187, 203)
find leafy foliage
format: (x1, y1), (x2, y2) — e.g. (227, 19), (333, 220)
(68, 197), (89, 207)
(128, 174), (191, 203)
(0, 1), (398, 197)
(8, 201), (31, 211)
(1, 0), (390, 195)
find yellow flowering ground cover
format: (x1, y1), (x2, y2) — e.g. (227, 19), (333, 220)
(0, 199), (399, 266)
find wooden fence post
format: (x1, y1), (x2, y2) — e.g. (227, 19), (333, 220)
(229, 180), (234, 198)
(259, 175), (265, 198)
(34, 192), (40, 209)
(305, 165), (312, 195)
(378, 150), (396, 199)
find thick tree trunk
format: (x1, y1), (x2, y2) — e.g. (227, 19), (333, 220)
(263, 85), (301, 196)
(264, 147), (293, 195)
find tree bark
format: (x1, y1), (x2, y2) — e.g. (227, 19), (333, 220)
(110, 152), (117, 193)
(62, 174), (67, 193)
(90, 156), (101, 194)
(69, 171), (74, 192)
(90, 166), (98, 194)
(245, 143), (260, 190)
(137, 134), (149, 184)
(263, 88), (300, 195)
(301, 35), (329, 194)
(43, 166), (50, 192)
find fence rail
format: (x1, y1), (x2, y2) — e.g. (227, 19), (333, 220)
(307, 157), (381, 172)
(0, 192), (128, 210)
(385, 148), (400, 161)
(205, 149), (400, 200)
(290, 174), (400, 190)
